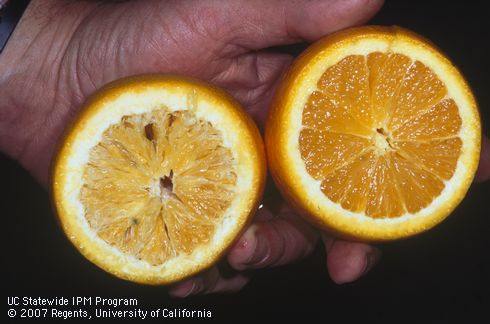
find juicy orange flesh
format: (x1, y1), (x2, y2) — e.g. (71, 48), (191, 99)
(300, 53), (462, 218)
(81, 109), (236, 265)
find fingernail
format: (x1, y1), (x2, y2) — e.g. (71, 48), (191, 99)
(187, 278), (204, 296)
(362, 248), (381, 276)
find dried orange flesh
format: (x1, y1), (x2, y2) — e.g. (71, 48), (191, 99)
(300, 53), (462, 218)
(81, 108), (236, 265)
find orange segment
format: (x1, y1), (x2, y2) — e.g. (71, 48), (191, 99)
(368, 52), (412, 126)
(389, 60), (447, 129)
(396, 138), (462, 180)
(266, 26), (481, 240)
(391, 152), (445, 213)
(365, 154), (406, 218)
(162, 196), (215, 255)
(318, 55), (373, 133)
(96, 197), (162, 256)
(391, 99), (462, 141)
(320, 150), (377, 213)
(299, 128), (371, 180)
(139, 216), (174, 266)
(302, 90), (371, 136)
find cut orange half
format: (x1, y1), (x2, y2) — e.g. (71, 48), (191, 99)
(266, 26), (481, 241)
(52, 75), (265, 284)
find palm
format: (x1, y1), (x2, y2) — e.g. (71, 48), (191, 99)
(59, 1), (288, 130)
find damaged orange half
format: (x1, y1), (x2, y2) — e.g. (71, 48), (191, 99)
(52, 75), (265, 284)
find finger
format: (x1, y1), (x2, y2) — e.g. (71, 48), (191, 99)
(223, 0), (384, 50)
(475, 134), (490, 182)
(168, 266), (249, 297)
(323, 235), (381, 284)
(228, 204), (319, 270)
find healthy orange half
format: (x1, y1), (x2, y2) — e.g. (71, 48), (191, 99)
(52, 75), (265, 284)
(266, 26), (481, 241)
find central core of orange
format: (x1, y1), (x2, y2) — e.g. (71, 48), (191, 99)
(373, 128), (393, 154)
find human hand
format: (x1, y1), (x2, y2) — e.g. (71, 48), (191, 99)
(7, 0), (478, 297)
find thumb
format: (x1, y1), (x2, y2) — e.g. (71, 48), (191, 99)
(323, 235), (381, 284)
(223, 0), (384, 50)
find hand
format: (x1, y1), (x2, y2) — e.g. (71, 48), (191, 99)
(5, 0), (469, 296)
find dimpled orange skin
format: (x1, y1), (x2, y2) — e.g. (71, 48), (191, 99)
(265, 26), (481, 242)
(51, 74), (266, 284)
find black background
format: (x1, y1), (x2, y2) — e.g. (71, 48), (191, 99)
(3, 1), (490, 323)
